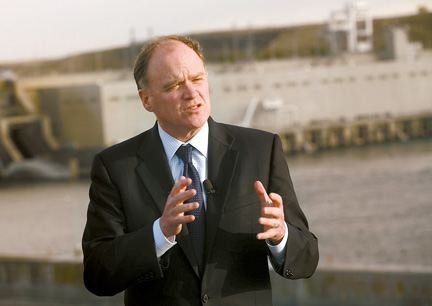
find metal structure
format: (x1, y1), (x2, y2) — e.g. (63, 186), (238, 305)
(328, 1), (373, 54)
(0, 72), (70, 179)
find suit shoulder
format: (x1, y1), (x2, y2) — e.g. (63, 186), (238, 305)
(96, 131), (148, 161)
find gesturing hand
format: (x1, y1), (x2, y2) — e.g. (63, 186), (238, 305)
(160, 176), (200, 242)
(254, 181), (286, 245)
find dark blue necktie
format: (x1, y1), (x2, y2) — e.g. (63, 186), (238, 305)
(176, 144), (205, 272)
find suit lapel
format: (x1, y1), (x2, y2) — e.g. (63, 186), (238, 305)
(204, 118), (239, 266)
(135, 123), (199, 276)
(135, 124), (174, 215)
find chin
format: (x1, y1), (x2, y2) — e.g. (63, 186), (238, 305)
(190, 113), (209, 125)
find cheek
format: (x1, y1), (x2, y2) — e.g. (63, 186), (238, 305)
(158, 95), (180, 112)
(204, 91), (211, 106)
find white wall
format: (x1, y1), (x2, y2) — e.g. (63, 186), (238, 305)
(100, 80), (156, 146)
(209, 56), (432, 130)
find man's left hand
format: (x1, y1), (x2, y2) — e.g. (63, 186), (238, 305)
(254, 181), (286, 245)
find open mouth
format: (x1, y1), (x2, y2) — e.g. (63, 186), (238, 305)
(185, 104), (201, 111)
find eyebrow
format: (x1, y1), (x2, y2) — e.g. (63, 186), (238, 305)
(162, 72), (205, 91)
(163, 78), (183, 91)
(191, 72), (205, 79)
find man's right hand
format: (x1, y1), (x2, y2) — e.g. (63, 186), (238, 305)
(160, 176), (199, 241)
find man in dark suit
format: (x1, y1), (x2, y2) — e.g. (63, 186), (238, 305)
(82, 35), (318, 305)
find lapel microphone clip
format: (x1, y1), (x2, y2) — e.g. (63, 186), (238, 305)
(203, 179), (218, 195)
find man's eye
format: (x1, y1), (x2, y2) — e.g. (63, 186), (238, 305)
(166, 84), (179, 91)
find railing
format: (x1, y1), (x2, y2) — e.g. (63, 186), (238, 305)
(277, 113), (432, 154)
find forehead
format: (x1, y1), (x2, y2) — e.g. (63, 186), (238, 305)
(148, 41), (204, 77)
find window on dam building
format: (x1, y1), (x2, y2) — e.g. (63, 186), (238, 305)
(218, 67), (430, 96)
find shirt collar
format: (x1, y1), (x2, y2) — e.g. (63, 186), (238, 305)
(158, 121), (209, 161)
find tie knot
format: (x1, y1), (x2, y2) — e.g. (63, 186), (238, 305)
(176, 144), (193, 164)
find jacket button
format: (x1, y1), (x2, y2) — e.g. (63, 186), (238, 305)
(202, 294), (209, 303)
(285, 270), (294, 278)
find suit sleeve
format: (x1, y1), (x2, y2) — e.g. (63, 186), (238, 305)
(82, 154), (165, 296)
(268, 135), (319, 279)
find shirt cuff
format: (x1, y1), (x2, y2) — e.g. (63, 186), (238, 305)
(153, 218), (177, 258)
(266, 222), (288, 266)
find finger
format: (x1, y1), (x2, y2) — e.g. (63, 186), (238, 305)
(256, 228), (279, 240)
(261, 206), (282, 219)
(268, 192), (283, 207)
(254, 181), (272, 213)
(254, 181), (272, 205)
(258, 217), (281, 228)
(167, 176), (196, 208)
(171, 202), (200, 216)
(171, 214), (196, 225)
(171, 188), (197, 207)
(160, 201), (199, 236)
(171, 176), (192, 195)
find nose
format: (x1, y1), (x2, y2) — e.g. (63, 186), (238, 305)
(183, 81), (199, 100)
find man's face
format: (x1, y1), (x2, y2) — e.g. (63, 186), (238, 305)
(139, 40), (211, 141)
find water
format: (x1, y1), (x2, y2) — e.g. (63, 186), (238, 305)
(287, 139), (432, 269)
(0, 139), (431, 269)
(0, 180), (89, 261)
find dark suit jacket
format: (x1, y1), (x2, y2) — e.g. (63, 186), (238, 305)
(82, 117), (318, 306)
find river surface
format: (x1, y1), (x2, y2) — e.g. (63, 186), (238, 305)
(0, 139), (431, 270)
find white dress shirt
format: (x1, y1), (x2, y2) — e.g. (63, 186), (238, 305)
(152, 122), (288, 265)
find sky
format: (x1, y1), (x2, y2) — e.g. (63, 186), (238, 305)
(1, 0), (431, 63)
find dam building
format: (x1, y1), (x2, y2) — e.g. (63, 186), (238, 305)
(1, 24), (431, 178)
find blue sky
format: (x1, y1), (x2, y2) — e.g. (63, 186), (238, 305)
(1, 0), (431, 63)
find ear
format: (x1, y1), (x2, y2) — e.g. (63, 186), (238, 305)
(139, 89), (153, 112)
